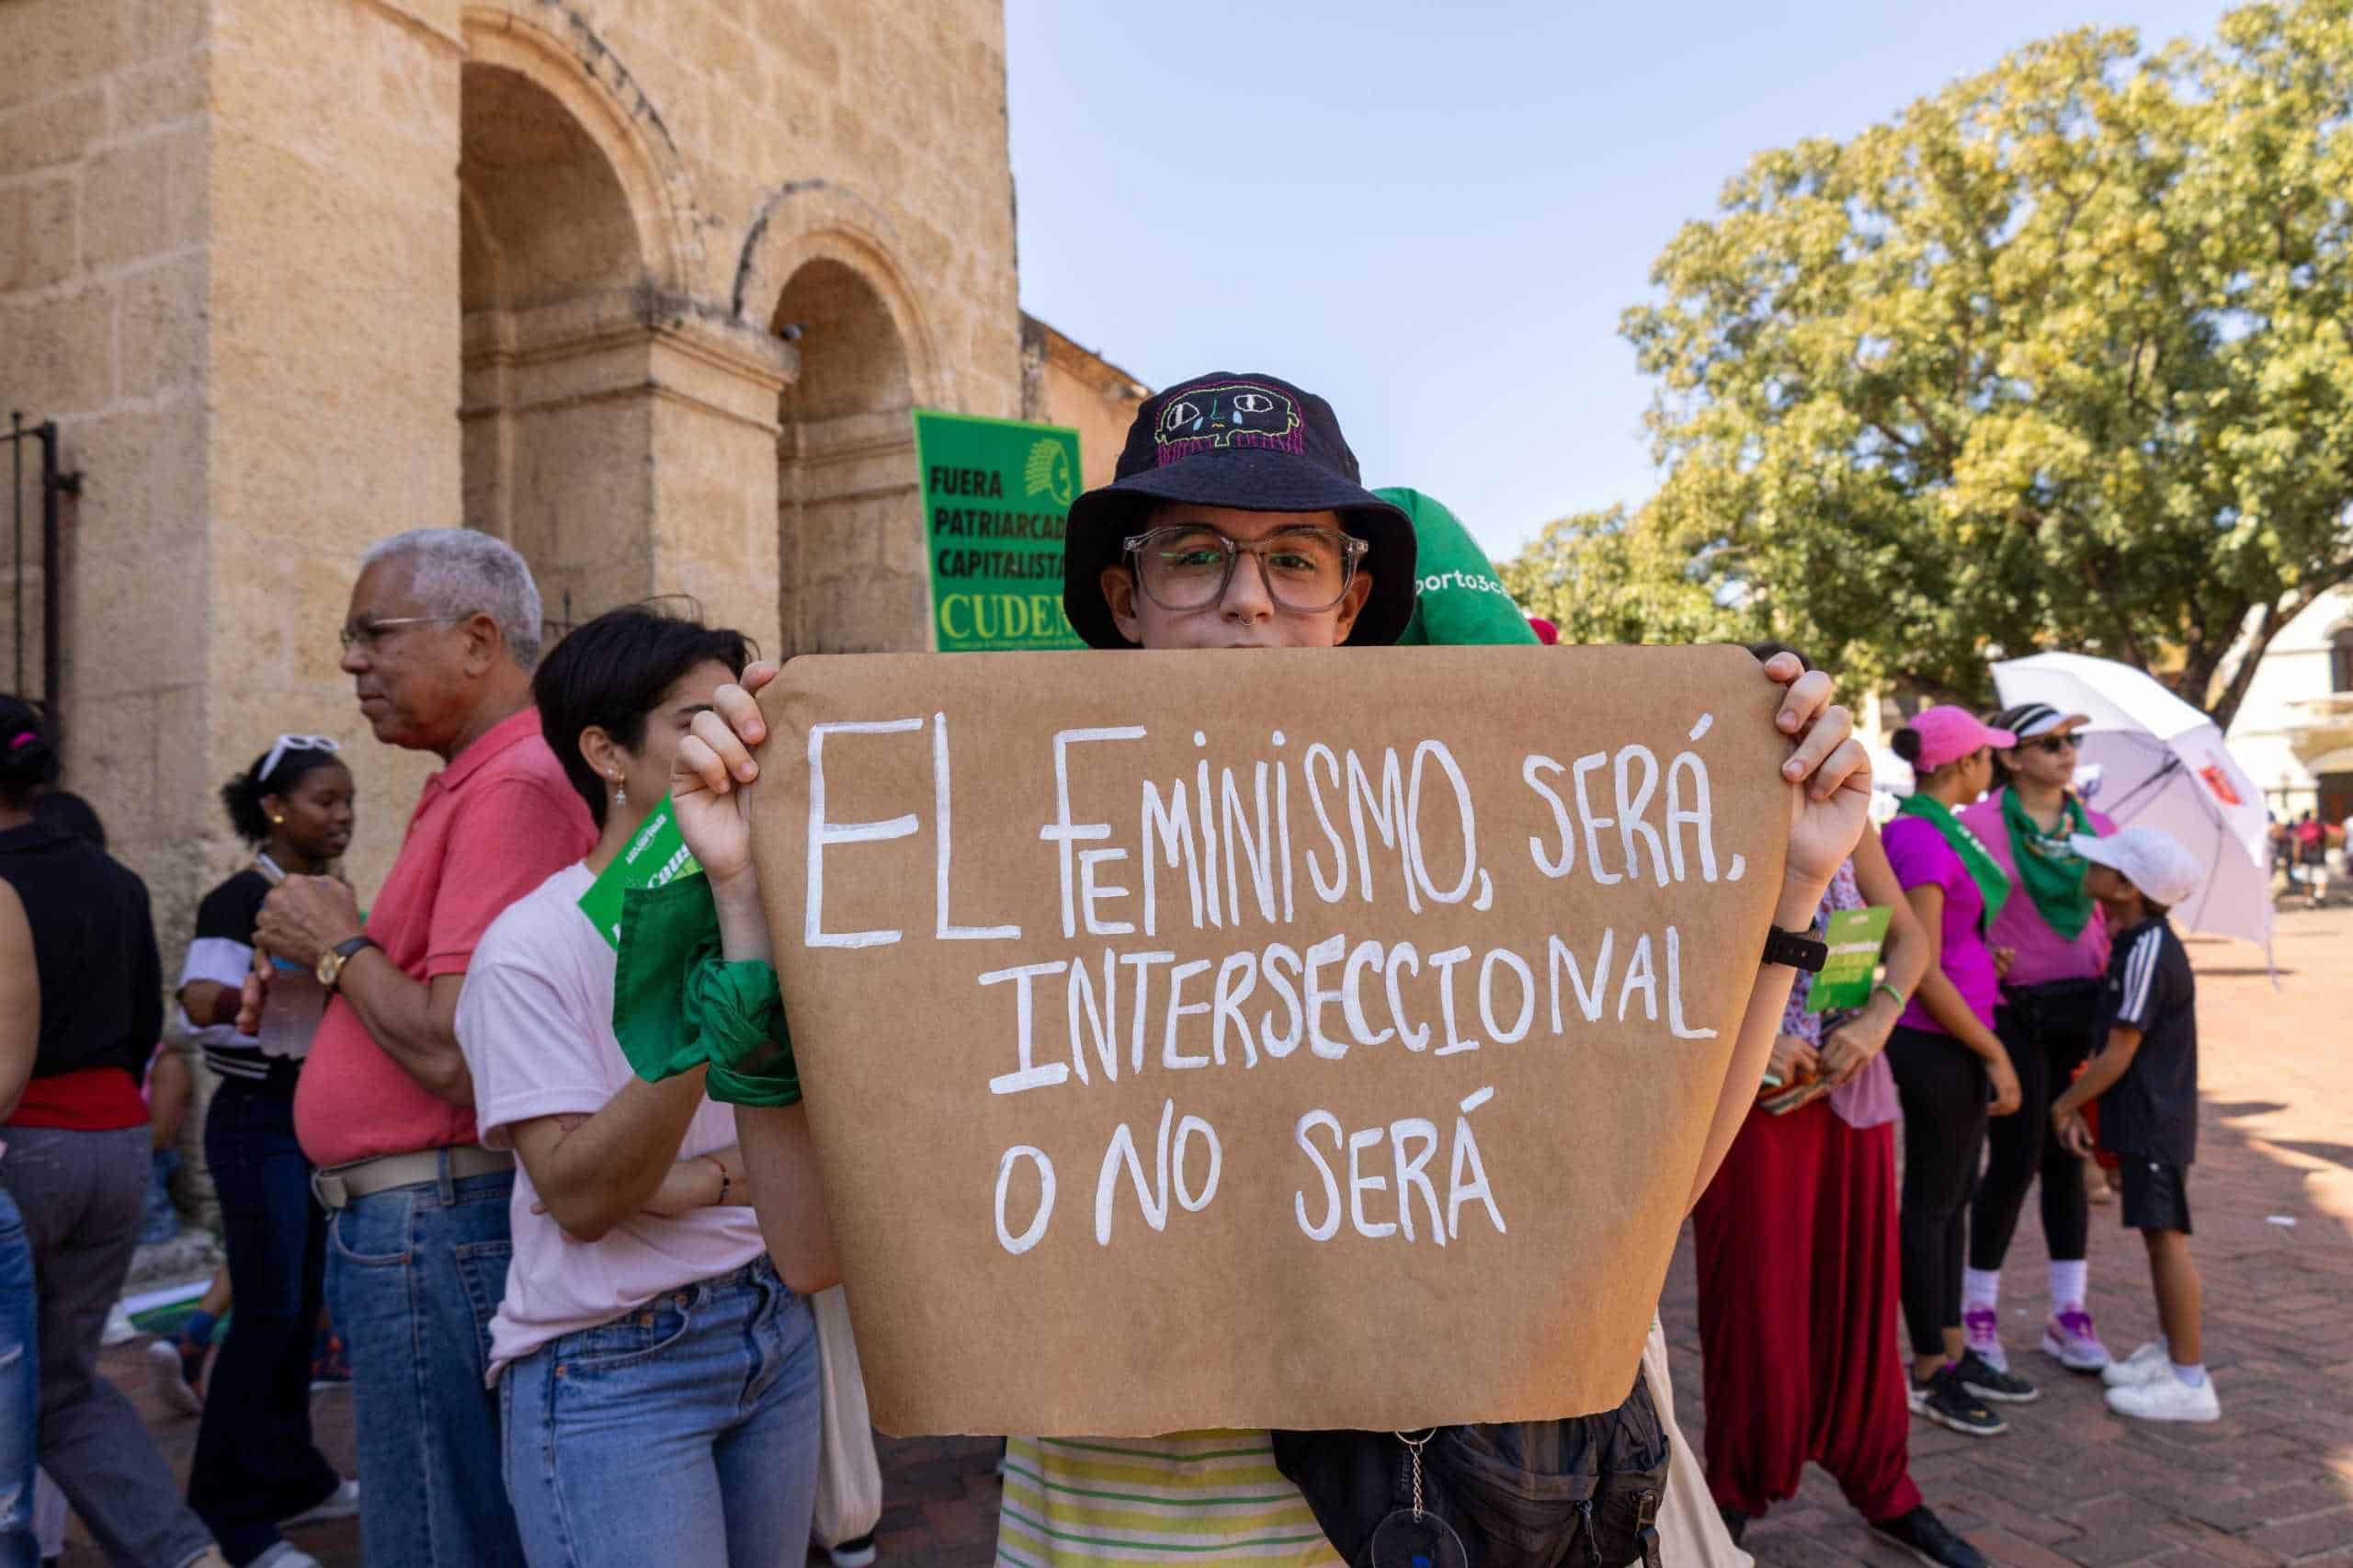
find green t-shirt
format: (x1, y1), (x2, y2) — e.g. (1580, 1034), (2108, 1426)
(1378, 486), (1538, 647)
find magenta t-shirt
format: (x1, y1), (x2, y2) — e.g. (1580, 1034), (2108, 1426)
(1959, 794), (2118, 989)
(1884, 813), (2001, 1038)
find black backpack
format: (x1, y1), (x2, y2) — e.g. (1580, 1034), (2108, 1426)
(1270, 1376), (1667, 1568)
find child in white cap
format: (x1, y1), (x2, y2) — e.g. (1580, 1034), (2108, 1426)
(2047, 826), (2217, 1421)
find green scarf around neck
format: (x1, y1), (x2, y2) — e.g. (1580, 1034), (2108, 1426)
(1895, 792), (2013, 934)
(1999, 788), (2094, 940)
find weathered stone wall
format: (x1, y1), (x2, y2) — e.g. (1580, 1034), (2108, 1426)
(6, 0), (1027, 946)
(1020, 314), (1148, 489)
(0, 0), (216, 935)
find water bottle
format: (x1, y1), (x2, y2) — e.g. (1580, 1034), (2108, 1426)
(256, 955), (326, 1057)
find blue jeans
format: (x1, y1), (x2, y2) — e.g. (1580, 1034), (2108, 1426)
(325, 1156), (525, 1568)
(0, 1188), (37, 1568)
(1, 1125), (215, 1568)
(500, 1257), (821, 1568)
(188, 1083), (340, 1563)
(140, 1150), (181, 1244)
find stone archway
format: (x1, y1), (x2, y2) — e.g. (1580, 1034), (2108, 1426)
(773, 256), (928, 653)
(459, 60), (650, 638)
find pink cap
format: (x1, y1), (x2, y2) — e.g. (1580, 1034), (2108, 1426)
(1904, 705), (2018, 771)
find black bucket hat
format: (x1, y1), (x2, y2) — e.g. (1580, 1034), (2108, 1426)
(1062, 371), (1416, 649)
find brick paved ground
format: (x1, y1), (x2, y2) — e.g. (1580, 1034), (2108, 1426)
(61, 906), (2353, 1566)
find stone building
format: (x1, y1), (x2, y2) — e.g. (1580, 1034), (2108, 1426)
(1, 0), (1144, 941)
(2224, 586), (2353, 830)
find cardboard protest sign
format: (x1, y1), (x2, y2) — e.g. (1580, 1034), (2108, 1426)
(753, 644), (1790, 1436)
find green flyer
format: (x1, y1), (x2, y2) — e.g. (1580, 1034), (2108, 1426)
(913, 409), (1086, 653)
(578, 795), (701, 949)
(1805, 905), (1894, 1013)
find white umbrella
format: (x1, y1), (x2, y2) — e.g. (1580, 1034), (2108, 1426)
(1990, 652), (2273, 964)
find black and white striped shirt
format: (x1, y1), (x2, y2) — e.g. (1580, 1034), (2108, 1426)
(176, 867), (308, 1085)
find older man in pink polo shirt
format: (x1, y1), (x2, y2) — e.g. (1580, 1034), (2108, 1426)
(248, 529), (593, 1568)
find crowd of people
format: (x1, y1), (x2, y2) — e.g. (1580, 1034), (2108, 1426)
(0, 372), (2217, 1568)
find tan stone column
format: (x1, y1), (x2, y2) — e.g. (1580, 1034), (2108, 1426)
(646, 316), (792, 658)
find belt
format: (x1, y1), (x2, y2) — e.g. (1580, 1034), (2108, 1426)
(312, 1146), (514, 1210)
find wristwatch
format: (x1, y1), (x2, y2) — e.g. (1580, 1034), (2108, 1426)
(316, 934), (379, 991)
(1761, 925), (1829, 973)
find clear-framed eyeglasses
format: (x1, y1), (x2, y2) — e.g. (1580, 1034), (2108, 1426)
(1121, 524), (1368, 614)
(337, 613), (469, 654)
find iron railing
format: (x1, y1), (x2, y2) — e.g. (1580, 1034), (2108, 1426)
(5, 414), (77, 730)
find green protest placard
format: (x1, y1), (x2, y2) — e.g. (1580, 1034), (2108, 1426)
(1805, 905), (1893, 1013)
(914, 410), (1086, 653)
(578, 796), (702, 949)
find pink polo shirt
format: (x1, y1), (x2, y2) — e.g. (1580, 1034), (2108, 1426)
(1959, 793), (2117, 989)
(294, 706), (596, 1168)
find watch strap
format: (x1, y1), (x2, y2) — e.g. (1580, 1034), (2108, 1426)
(1762, 925), (1829, 973)
(322, 934), (378, 992)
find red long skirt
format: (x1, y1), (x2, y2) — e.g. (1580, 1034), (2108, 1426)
(1690, 1096), (1922, 1524)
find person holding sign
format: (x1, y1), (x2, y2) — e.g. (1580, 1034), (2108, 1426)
(1691, 655), (1985, 1567)
(640, 371), (1871, 1568)
(450, 606), (836, 1568)
(1882, 710), (2025, 1439)
(1957, 704), (2120, 1382)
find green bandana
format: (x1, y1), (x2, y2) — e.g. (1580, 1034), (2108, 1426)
(2000, 788), (2095, 940)
(1895, 792), (2013, 935)
(611, 877), (801, 1108)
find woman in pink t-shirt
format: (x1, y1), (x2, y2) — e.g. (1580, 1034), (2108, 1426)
(1957, 704), (2120, 1383)
(454, 607), (837, 1568)
(1881, 708), (2024, 1441)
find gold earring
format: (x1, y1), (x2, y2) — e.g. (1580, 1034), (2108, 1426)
(612, 776), (627, 807)
(271, 813), (286, 824)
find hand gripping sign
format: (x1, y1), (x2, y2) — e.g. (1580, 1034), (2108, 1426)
(753, 644), (1789, 1436)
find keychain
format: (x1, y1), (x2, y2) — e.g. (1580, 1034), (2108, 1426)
(1365, 1430), (1467, 1568)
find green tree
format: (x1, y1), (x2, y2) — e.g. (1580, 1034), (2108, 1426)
(1501, 506), (1738, 648)
(1597, 1), (2353, 723)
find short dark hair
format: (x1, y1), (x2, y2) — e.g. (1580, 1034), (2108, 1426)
(533, 604), (754, 829)
(0, 696), (61, 812)
(220, 744), (347, 845)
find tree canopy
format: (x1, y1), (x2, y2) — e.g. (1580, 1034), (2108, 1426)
(1509, 0), (2353, 726)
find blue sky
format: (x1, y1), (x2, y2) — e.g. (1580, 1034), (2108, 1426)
(1003, 0), (2236, 562)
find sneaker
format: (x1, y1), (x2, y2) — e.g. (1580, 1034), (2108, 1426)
(1909, 1367), (2007, 1437)
(101, 1301), (138, 1347)
(1956, 1347), (2040, 1403)
(248, 1545), (324, 1568)
(828, 1533), (879, 1568)
(145, 1336), (202, 1416)
(278, 1478), (359, 1529)
(2105, 1370), (2220, 1423)
(2100, 1340), (2171, 1388)
(1961, 1304), (2004, 1369)
(1870, 1505), (1989, 1568)
(2040, 1305), (2111, 1372)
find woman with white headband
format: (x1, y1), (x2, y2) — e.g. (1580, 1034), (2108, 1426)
(176, 734), (361, 1568)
